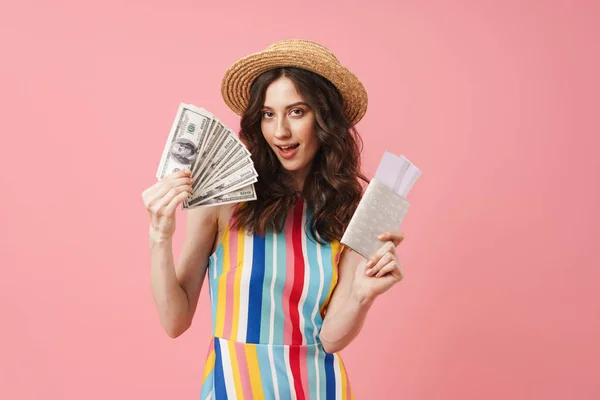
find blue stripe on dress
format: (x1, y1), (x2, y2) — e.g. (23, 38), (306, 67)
(303, 219), (321, 344)
(209, 248), (222, 335)
(325, 352), (336, 399)
(305, 345), (318, 400)
(247, 233), (265, 343)
(255, 343), (275, 397)
(275, 345), (293, 399)
(200, 366), (214, 400)
(213, 338), (228, 400)
(317, 345), (328, 399)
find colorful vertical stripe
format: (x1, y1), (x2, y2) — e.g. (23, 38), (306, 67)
(201, 339), (353, 400)
(202, 199), (353, 399)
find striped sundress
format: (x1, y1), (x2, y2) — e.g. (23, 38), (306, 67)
(200, 198), (355, 399)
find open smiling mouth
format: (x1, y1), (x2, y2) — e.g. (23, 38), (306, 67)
(276, 144), (300, 150)
(275, 143), (300, 159)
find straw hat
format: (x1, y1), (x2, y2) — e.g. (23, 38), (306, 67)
(221, 39), (368, 126)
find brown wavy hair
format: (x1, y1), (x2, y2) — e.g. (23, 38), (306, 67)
(232, 67), (368, 243)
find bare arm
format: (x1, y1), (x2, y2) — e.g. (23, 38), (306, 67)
(319, 248), (372, 353)
(142, 169), (225, 338)
(149, 204), (220, 338)
(319, 231), (406, 353)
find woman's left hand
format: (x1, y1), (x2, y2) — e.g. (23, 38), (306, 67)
(352, 231), (405, 304)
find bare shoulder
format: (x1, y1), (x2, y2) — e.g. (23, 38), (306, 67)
(213, 204), (236, 253)
(216, 203), (236, 228)
(184, 204), (221, 235)
(184, 203), (234, 253)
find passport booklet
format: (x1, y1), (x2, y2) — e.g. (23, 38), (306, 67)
(341, 152), (422, 258)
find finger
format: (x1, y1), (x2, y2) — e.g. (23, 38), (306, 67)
(365, 240), (396, 269)
(378, 231), (405, 246)
(366, 252), (394, 276)
(143, 171), (192, 204)
(142, 179), (167, 205)
(375, 260), (403, 279)
(163, 169), (192, 180)
(165, 190), (192, 214)
(154, 177), (194, 199)
(149, 183), (193, 211)
(142, 185), (157, 206)
(150, 185), (191, 214)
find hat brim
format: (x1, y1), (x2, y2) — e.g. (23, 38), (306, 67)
(221, 49), (368, 126)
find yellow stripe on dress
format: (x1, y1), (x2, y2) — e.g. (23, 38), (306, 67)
(231, 229), (245, 339)
(321, 240), (342, 315)
(338, 354), (348, 400)
(214, 223), (231, 338)
(202, 348), (215, 384)
(228, 340), (244, 399)
(245, 343), (265, 399)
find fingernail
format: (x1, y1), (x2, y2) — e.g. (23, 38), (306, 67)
(366, 268), (373, 276)
(366, 260), (373, 268)
(378, 234), (385, 240)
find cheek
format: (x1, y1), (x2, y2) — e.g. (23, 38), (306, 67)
(305, 130), (320, 151)
(260, 122), (273, 142)
(297, 121), (317, 144)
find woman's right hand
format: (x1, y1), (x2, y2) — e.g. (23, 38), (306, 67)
(141, 169), (194, 241)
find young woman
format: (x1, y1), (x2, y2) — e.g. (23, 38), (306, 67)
(142, 40), (405, 399)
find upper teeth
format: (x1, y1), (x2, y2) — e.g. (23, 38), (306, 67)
(281, 145), (295, 149)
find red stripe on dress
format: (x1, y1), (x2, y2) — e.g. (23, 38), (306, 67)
(282, 207), (296, 343)
(289, 199), (305, 344)
(290, 345), (306, 400)
(289, 199), (306, 399)
(299, 343), (310, 399)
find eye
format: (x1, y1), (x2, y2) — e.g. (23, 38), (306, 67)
(290, 108), (304, 116)
(262, 111), (274, 119)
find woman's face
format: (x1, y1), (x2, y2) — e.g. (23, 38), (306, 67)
(260, 76), (320, 187)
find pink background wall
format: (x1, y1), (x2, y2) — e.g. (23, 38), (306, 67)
(1, 0), (598, 399)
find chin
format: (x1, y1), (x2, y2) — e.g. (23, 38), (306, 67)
(281, 163), (310, 177)
(279, 161), (303, 172)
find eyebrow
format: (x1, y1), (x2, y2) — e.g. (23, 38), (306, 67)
(261, 102), (310, 110)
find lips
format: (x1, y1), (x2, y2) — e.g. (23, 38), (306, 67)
(276, 144), (300, 150)
(275, 143), (300, 159)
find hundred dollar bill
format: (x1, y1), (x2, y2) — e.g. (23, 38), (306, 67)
(188, 117), (217, 175)
(222, 144), (252, 171)
(186, 185), (257, 208)
(197, 118), (217, 159)
(200, 141), (251, 190)
(204, 146), (253, 188)
(159, 102), (258, 209)
(188, 166), (258, 206)
(190, 122), (227, 191)
(182, 116), (219, 209)
(156, 103), (213, 179)
(200, 162), (258, 194)
(195, 130), (239, 189)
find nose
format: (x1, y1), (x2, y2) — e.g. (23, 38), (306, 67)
(274, 117), (291, 139)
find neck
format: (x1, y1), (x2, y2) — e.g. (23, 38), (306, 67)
(290, 164), (312, 192)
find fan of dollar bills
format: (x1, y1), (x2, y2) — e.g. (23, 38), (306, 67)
(156, 103), (258, 209)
